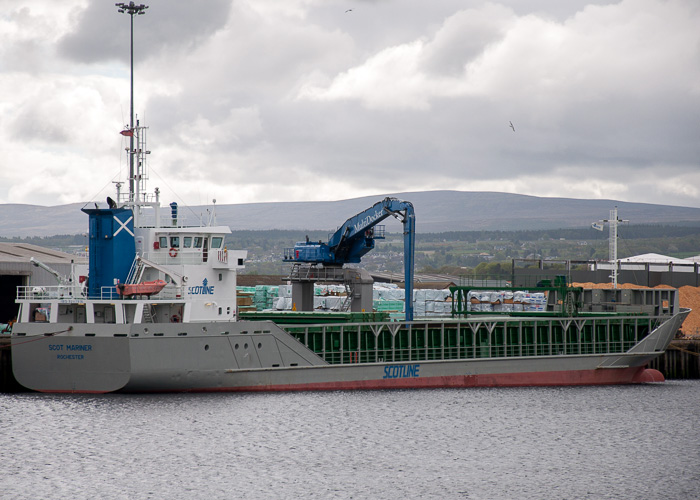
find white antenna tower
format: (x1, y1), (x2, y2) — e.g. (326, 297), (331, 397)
(592, 207), (628, 288)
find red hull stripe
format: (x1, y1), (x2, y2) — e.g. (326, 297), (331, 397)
(195, 367), (662, 393)
(36, 368), (664, 394)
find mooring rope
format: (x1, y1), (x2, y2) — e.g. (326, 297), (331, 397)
(0, 327), (74, 349)
(667, 343), (700, 357)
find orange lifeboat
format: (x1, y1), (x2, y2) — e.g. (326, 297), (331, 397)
(116, 279), (167, 297)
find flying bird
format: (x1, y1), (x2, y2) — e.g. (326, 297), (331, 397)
(345, 9), (352, 13)
(509, 121), (515, 132)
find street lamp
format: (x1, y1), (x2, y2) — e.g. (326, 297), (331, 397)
(116, 2), (149, 202)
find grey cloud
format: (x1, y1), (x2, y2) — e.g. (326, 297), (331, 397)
(147, 0), (700, 208)
(2, 0), (699, 209)
(11, 106), (71, 144)
(57, 0), (232, 64)
(420, 6), (515, 76)
(139, 4), (355, 150)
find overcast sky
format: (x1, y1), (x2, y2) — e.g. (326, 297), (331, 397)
(1, 0), (699, 209)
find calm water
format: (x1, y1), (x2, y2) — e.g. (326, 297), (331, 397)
(2, 382), (699, 500)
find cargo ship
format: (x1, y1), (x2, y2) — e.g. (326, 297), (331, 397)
(9, 11), (689, 391)
(9, 124), (689, 392)
(9, 238), (689, 393)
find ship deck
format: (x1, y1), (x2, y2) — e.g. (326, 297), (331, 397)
(270, 314), (670, 365)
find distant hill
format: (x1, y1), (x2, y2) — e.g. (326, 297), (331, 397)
(2, 191), (700, 237)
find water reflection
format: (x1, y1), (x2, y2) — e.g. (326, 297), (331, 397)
(2, 383), (699, 499)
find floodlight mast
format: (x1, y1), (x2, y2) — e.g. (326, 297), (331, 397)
(116, 2), (149, 204)
(592, 207), (628, 288)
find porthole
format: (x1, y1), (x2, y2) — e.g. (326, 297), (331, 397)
(257, 343), (262, 349)
(244, 343), (248, 349)
(235, 343), (239, 349)
(204, 344), (210, 351)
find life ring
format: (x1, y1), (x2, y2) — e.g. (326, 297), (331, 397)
(169, 248), (178, 257)
(171, 314), (180, 323)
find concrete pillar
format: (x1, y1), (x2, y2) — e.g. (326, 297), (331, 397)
(291, 281), (315, 312)
(346, 268), (374, 313)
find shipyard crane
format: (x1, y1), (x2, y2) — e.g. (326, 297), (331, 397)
(284, 197), (416, 321)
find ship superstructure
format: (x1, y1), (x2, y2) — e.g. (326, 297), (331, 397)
(16, 122), (246, 329)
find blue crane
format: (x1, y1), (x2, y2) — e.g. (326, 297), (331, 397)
(284, 197), (416, 321)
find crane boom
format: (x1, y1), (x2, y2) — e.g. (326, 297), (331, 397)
(284, 197), (416, 320)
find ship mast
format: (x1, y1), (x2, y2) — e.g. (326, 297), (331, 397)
(116, 2), (149, 221)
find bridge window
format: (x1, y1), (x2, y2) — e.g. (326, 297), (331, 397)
(183, 236), (193, 248)
(194, 237), (203, 248)
(159, 236), (167, 249)
(170, 236), (180, 248)
(211, 237), (223, 249)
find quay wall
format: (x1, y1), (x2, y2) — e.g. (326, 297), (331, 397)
(648, 340), (700, 380)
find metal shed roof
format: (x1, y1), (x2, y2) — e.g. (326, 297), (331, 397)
(0, 243), (84, 264)
(619, 253), (695, 264)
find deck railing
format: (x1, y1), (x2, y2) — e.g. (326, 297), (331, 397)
(16, 284), (183, 302)
(16, 285), (84, 301)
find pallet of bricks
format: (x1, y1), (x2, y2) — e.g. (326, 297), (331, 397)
(254, 285), (279, 311)
(374, 284), (455, 318)
(413, 289), (452, 317)
(236, 285), (282, 312)
(373, 283), (405, 320)
(467, 290), (547, 312)
(236, 287), (256, 314)
(313, 284), (347, 311)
